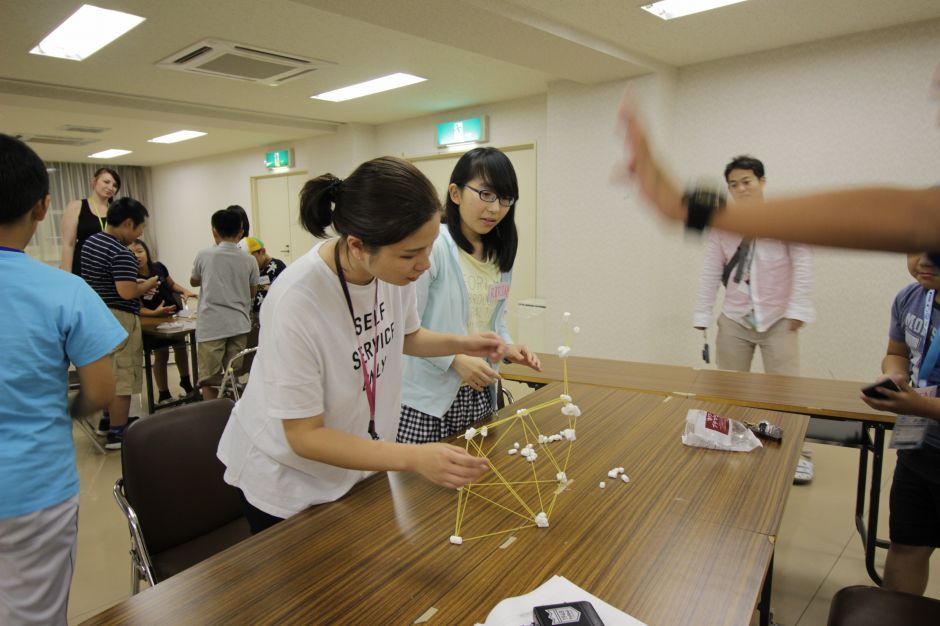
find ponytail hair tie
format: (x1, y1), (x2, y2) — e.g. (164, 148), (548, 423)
(328, 177), (344, 201)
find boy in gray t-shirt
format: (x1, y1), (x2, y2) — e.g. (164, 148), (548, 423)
(191, 209), (259, 399)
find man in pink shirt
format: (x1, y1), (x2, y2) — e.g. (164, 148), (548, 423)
(694, 156), (816, 481)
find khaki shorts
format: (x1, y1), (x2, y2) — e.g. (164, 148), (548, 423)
(197, 334), (248, 382)
(110, 309), (143, 396)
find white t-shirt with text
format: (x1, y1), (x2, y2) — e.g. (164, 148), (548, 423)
(217, 241), (421, 518)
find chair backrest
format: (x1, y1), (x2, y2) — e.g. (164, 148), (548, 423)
(828, 585), (940, 626)
(121, 399), (242, 555)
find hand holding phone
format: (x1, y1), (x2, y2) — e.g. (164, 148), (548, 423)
(861, 378), (901, 400)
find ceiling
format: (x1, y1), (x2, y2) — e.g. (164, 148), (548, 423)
(1, 0), (938, 166)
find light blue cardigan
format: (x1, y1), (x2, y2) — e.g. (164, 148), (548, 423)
(401, 224), (513, 417)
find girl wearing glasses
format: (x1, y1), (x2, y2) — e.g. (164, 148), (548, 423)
(398, 148), (541, 444)
(217, 157), (499, 534)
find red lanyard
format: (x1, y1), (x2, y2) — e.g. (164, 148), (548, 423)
(334, 241), (380, 440)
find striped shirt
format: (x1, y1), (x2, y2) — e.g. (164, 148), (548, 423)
(80, 231), (140, 314)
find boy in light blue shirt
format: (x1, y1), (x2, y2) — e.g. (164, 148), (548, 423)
(0, 135), (126, 625)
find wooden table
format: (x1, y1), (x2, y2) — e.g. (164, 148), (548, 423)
(139, 316), (198, 415)
(83, 384), (806, 626)
(504, 354), (895, 584)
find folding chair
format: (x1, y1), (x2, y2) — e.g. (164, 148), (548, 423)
(112, 399), (250, 593)
(828, 585), (940, 626)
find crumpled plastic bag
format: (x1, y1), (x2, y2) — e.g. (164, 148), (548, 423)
(682, 409), (762, 452)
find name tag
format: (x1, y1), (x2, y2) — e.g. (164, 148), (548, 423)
(890, 385), (937, 450)
(488, 282), (510, 302)
(258, 275), (271, 286)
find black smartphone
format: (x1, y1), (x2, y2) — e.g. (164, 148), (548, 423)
(861, 379), (901, 400)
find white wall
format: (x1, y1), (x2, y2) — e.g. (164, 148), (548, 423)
(151, 123), (377, 283)
(151, 17), (940, 382)
(537, 18), (940, 381)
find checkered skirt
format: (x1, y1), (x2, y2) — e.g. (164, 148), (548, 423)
(397, 386), (494, 443)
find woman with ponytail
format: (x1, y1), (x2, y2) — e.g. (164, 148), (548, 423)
(217, 156), (503, 533)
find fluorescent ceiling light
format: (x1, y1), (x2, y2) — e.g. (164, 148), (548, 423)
(148, 130), (207, 144)
(641, 0), (748, 20)
(88, 149), (132, 159)
(30, 4), (145, 61)
(311, 73), (426, 102)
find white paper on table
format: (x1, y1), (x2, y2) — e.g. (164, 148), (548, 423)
(475, 575), (646, 626)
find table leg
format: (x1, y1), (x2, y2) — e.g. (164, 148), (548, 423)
(143, 342), (156, 416)
(863, 425), (886, 586)
(758, 552), (773, 626)
(190, 331), (199, 392)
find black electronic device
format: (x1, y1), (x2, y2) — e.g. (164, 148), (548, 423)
(861, 379), (901, 400)
(533, 601), (605, 626)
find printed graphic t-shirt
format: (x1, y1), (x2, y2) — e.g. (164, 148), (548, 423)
(217, 241), (421, 518)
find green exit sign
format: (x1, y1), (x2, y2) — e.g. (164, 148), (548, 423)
(264, 149), (293, 169)
(436, 117), (487, 147)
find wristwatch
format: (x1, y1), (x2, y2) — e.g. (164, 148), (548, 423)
(683, 185), (726, 231)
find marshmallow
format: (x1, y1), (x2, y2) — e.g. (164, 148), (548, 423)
(534, 512), (549, 527)
(479, 426), (488, 437)
(508, 449), (518, 456)
(537, 434), (549, 444)
(617, 467), (624, 473)
(557, 345), (571, 359)
(516, 409), (527, 415)
(563, 312), (571, 320)
(560, 394), (572, 403)
(607, 469), (619, 479)
(450, 535), (463, 545)
(561, 404), (581, 417)
(562, 428), (576, 441)
(513, 442), (520, 449)
(464, 427), (477, 439)
(599, 481), (606, 489)
(573, 326), (581, 334)
(556, 472), (567, 483)
(621, 474), (630, 483)
(525, 452), (538, 462)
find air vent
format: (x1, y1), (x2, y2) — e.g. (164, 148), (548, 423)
(14, 133), (98, 147)
(157, 39), (335, 85)
(58, 124), (110, 134)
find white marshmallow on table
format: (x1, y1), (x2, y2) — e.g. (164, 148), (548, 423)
(537, 434), (549, 444)
(561, 404), (581, 417)
(450, 535), (463, 545)
(508, 448), (518, 456)
(516, 409), (527, 415)
(599, 481), (606, 489)
(607, 469), (619, 479)
(562, 428), (576, 441)
(525, 452), (538, 462)
(549, 434), (562, 443)
(617, 467), (624, 473)
(557, 345), (571, 358)
(556, 471), (567, 483)
(479, 426), (488, 437)
(513, 442), (520, 449)
(620, 474), (630, 483)
(464, 427), (477, 439)
(563, 312), (571, 320)
(573, 326), (580, 334)
(560, 394), (572, 403)
(534, 512), (549, 527)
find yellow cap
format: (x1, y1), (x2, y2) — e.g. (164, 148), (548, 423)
(242, 237), (264, 253)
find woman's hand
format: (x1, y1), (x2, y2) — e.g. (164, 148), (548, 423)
(452, 355), (500, 391)
(458, 332), (507, 362)
(504, 344), (541, 371)
(408, 442), (489, 489)
(151, 304), (176, 316)
(860, 375), (930, 416)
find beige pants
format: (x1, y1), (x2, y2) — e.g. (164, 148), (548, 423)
(110, 309), (143, 396)
(716, 314), (799, 376)
(197, 333), (248, 382)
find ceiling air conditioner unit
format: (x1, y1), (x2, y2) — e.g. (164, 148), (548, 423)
(157, 39), (334, 86)
(14, 133), (98, 147)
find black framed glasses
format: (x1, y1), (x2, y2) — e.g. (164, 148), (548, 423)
(463, 184), (515, 207)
